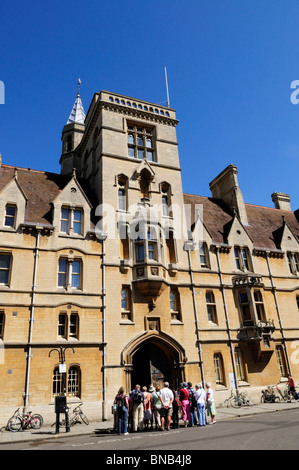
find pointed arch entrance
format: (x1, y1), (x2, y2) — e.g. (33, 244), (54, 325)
(122, 332), (186, 391)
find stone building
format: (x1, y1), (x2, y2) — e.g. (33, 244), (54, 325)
(0, 85), (299, 422)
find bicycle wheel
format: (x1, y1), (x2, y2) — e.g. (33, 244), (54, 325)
(244, 396), (255, 406)
(79, 411), (89, 425)
(30, 414), (43, 429)
(229, 396), (242, 408)
(32, 414), (44, 427)
(7, 416), (22, 432)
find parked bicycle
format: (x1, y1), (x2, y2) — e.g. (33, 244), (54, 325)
(261, 385), (280, 403)
(52, 402), (89, 428)
(225, 389), (254, 408)
(7, 408), (43, 432)
(275, 384), (289, 402)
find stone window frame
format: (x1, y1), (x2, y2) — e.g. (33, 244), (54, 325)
(60, 206), (84, 237)
(287, 252), (299, 276)
(127, 121), (156, 162)
(121, 285), (133, 322)
(4, 204), (17, 228)
(58, 310), (80, 340)
(199, 242), (210, 269)
(169, 287), (182, 322)
(213, 352), (225, 386)
(0, 310), (4, 339)
(57, 256), (83, 291)
(206, 291), (218, 325)
(234, 246), (252, 272)
(0, 252), (12, 287)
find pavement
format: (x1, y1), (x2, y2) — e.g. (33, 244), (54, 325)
(1, 400), (299, 445)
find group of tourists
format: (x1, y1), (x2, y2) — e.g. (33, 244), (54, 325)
(113, 380), (217, 435)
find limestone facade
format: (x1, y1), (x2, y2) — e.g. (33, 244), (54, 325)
(0, 89), (299, 423)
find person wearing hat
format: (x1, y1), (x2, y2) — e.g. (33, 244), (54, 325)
(142, 386), (153, 430)
(180, 382), (191, 427)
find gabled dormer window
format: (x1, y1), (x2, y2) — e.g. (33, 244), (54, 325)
(60, 207), (83, 236)
(4, 204), (17, 228)
(287, 252), (299, 275)
(234, 246), (251, 271)
(199, 243), (210, 268)
(73, 210), (82, 235)
(61, 208), (70, 233)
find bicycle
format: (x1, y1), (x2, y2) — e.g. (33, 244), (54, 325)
(261, 385), (280, 403)
(275, 384), (289, 402)
(52, 402), (89, 428)
(7, 408), (43, 432)
(225, 389), (254, 408)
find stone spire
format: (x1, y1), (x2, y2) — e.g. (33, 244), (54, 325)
(67, 78), (86, 124)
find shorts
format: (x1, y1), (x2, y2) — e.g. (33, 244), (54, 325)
(160, 407), (173, 418)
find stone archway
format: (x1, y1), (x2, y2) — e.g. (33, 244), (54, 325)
(122, 331), (186, 391)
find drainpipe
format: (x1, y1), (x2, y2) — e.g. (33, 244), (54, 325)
(215, 246), (239, 394)
(265, 251), (292, 374)
(24, 227), (41, 410)
(184, 242), (205, 386)
(100, 234), (107, 420)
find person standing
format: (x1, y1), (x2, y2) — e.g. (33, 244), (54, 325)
(114, 387), (129, 435)
(160, 381), (174, 431)
(194, 383), (206, 426)
(180, 382), (191, 427)
(151, 385), (162, 430)
(206, 382), (216, 424)
(130, 384), (145, 432)
(142, 386), (153, 430)
(288, 374), (296, 402)
(187, 382), (197, 426)
(172, 386), (181, 429)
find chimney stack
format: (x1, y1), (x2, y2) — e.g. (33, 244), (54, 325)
(209, 164), (249, 225)
(271, 192), (291, 211)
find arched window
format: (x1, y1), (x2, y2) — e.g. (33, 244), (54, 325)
(161, 183), (171, 217)
(68, 366), (80, 397)
(52, 365), (81, 397)
(213, 353), (225, 386)
(117, 175), (128, 211)
(139, 169), (151, 199)
(170, 288), (181, 322)
(52, 367), (64, 396)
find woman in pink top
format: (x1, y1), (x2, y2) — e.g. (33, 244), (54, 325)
(180, 382), (191, 427)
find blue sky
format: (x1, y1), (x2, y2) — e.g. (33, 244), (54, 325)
(0, 0), (298, 210)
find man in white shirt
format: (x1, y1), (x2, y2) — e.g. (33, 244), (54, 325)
(159, 381), (174, 431)
(194, 383), (206, 426)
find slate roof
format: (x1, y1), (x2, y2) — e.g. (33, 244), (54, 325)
(67, 92), (86, 124)
(0, 165), (96, 229)
(1, 164), (298, 250)
(184, 193), (299, 251)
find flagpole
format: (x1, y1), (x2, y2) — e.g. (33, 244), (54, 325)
(164, 66), (170, 108)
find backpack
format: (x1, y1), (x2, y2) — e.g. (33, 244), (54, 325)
(116, 394), (125, 412)
(133, 390), (143, 404)
(189, 389), (197, 406)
